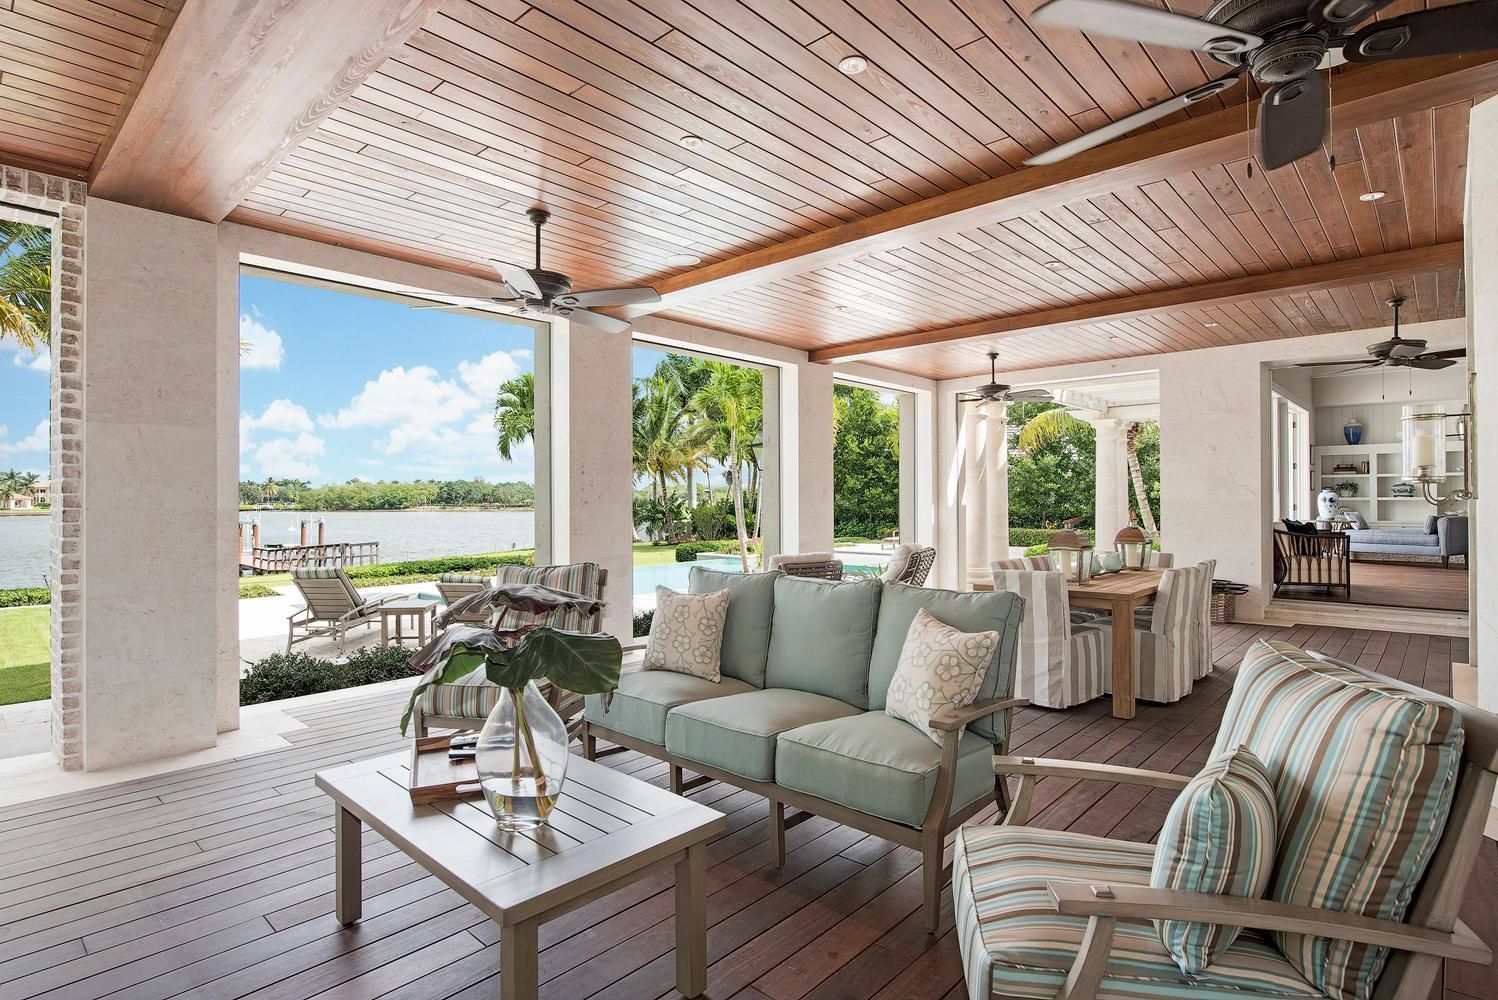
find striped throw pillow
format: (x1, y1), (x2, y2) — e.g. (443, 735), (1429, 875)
(1150, 746), (1277, 974)
(1215, 640), (1464, 1000)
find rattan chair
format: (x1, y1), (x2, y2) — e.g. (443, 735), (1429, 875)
(882, 544), (936, 585)
(769, 551), (844, 579)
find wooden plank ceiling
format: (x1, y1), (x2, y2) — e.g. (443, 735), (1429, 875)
(0, 0), (1485, 378)
(0, 0), (177, 176)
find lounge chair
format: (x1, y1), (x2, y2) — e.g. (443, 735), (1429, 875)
(435, 572), (493, 624)
(286, 566), (398, 652)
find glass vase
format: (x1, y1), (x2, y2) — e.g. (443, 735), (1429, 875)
(474, 681), (569, 831)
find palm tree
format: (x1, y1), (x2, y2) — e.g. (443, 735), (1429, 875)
(654, 355), (713, 507)
(492, 372), (535, 461)
(696, 362), (761, 571)
(0, 468), (19, 499)
(632, 374), (697, 538)
(1014, 405), (1159, 540)
(261, 478), (279, 504)
(0, 222), (49, 351)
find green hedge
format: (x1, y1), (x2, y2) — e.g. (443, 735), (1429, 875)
(239, 645), (423, 705)
(674, 540), (743, 563)
(0, 587), (49, 608)
(344, 550), (532, 581)
(1007, 528), (1094, 549)
(633, 609), (654, 638)
(238, 583), (280, 599)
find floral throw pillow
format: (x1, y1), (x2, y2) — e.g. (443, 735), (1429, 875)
(643, 587), (730, 682)
(885, 608), (1000, 742)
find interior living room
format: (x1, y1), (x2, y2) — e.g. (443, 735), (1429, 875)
(2, 3), (1498, 1000)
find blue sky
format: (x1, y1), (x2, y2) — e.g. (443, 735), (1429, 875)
(237, 274), (536, 486)
(0, 332), (48, 478)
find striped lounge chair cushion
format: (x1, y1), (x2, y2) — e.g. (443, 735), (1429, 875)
(291, 566), (363, 606)
(1151, 746), (1278, 974)
(1214, 640), (1464, 1000)
(953, 825), (1322, 1000)
(437, 573), (490, 584)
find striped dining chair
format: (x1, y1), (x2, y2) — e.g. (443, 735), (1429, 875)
(1114, 559), (1217, 704)
(991, 568), (1109, 709)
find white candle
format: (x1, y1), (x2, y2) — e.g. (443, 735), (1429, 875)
(1413, 433), (1437, 471)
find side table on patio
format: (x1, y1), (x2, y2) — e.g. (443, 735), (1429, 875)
(315, 752), (725, 998)
(378, 598), (434, 647)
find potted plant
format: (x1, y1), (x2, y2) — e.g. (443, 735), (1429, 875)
(401, 582), (623, 831)
(1335, 481), (1359, 498)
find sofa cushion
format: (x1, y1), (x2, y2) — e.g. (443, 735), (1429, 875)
(1348, 528), (1438, 548)
(953, 825), (1323, 1000)
(1151, 746), (1278, 974)
(868, 583), (1024, 742)
(1424, 513), (1439, 534)
(1214, 640), (1464, 1000)
(776, 712), (995, 828)
(664, 688), (861, 782)
(643, 586), (729, 682)
(689, 566), (780, 687)
(583, 670), (754, 746)
(764, 577), (882, 707)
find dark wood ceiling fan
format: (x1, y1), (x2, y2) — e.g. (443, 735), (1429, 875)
(957, 352), (1057, 404)
(1024, 0), (1498, 170)
(1293, 296), (1465, 375)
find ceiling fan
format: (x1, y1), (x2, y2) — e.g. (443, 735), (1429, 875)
(421, 208), (660, 333)
(1024, 0), (1498, 170)
(1294, 296), (1465, 374)
(958, 352), (1057, 404)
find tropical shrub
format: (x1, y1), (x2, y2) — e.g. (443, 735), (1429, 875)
(832, 384), (900, 539)
(238, 582), (280, 599)
(633, 609), (654, 638)
(239, 644), (422, 705)
(690, 497), (735, 541)
(674, 540), (743, 563)
(0, 587), (49, 608)
(1008, 528), (1094, 549)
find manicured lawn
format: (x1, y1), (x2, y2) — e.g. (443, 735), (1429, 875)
(0, 606), (49, 706)
(632, 542), (679, 567)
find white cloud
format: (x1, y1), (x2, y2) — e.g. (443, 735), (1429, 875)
(255, 432), (325, 479)
(11, 348), (48, 373)
(457, 349), (527, 401)
(0, 420), (48, 455)
(243, 399), (314, 435)
(239, 311), (284, 371)
(320, 365), (475, 429)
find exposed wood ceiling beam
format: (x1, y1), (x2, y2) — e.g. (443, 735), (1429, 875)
(89, 0), (445, 222)
(632, 54), (1497, 318)
(808, 242), (1463, 363)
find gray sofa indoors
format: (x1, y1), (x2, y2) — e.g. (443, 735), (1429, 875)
(580, 566), (1025, 933)
(1345, 514), (1468, 568)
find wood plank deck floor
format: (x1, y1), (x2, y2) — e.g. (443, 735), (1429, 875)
(0, 623), (1491, 1000)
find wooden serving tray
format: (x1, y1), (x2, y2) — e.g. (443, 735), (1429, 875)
(406, 734), (485, 805)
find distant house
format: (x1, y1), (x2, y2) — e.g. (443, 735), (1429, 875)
(29, 479), (50, 504)
(5, 493), (34, 511)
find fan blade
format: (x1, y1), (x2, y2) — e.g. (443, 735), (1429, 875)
(1307, 0), (1397, 32)
(1320, 362), (1382, 376)
(562, 307), (631, 334)
(1025, 71), (1242, 165)
(1424, 348), (1467, 360)
(561, 286), (661, 308)
(1294, 359), (1376, 368)
(1007, 389), (1055, 402)
(1032, 0), (1261, 52)
(1257, 73), (1327, 171)
(491, 260), (541, 299)
(1404, 357), (1458, 370)
(1345, 2), (1498, 62)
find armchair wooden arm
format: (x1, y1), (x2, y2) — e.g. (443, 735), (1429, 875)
(1044, 881), (1491, 1000)
(929, 697), (1028, 732)
(992, 755), (1191, 825)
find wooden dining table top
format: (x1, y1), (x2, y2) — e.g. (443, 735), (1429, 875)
(1066, 567), (1166, 600)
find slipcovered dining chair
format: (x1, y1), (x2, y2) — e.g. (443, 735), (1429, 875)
(956, 640), (1494, 1000)
(991, 568), (1109, 709)
(410, 561), (608, 738)
(769, 551), (844, 579)
(1111, 559), (1216, 704)
(881, 544), (936, 585)
(991, 556), (1052, 571)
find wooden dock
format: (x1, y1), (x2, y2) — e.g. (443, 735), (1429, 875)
(239, 541), (380, 574)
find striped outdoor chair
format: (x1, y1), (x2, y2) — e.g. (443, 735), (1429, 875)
(410, 562), (608, 738)
(434, 572), (493, 624)
(991, 569), (1108, 710)
(286, 566), (398, 652)
(1110, 559), (1217, 704)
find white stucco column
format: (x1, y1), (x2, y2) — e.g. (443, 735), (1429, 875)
(961, 403), (987, 581)
(983, 405), (1009, 567)
(1093, 417), (1128, 549)
(1468, 96), (1498, 713)
(79, 199), (224, 769)
(779, 359), (835, 556)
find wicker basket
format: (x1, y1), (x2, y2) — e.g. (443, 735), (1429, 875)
(1210, 592), (1234, 625)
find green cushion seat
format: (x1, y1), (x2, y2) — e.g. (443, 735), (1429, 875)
(868, 582), (1025, 741)
(764, 576), (882, 707)
(664, 688), (861, 782)
(583, 671), (755, 746)
(775, 712), (996, 828)
(688, 566), (780, 687)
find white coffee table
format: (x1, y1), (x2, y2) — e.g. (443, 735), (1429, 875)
(315, 751), (724, 998)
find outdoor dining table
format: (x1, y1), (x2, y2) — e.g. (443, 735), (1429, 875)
(977, 567), (1165, 720)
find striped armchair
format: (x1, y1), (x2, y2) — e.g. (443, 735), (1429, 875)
(434, 573), (492, 624)
(1114, 560), (1216, 704)
(410, 561), (608, 738)
(991, 569), (1109, 709)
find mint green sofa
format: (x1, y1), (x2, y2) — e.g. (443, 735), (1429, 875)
(580, 566), (1026, 931)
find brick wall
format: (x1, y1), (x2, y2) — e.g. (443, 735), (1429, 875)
(0, 166), (86, 770)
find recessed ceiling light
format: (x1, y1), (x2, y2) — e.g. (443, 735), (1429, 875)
(833, 304), (849, 312)
(1042, 260), (1066, 270)
(837, 55), (868, 75)
(678, 134), (702, 149)
(1359, 190), (1386, 202)
(1106, 334), (1121, 342)
(1203, 321), (1220, 328)
(665, 253), (701, 267)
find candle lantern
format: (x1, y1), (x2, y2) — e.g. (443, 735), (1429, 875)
(1047, 529), (1093, 585)
(1401, 409), (1447, 484)
(1115, 522), (1149, 571)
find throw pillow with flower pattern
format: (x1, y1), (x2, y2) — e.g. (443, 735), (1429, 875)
(885, 608), (1000, 742)
(643, 586), (730, 682)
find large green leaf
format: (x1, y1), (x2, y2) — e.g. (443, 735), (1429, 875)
(496, 628), (623, 694)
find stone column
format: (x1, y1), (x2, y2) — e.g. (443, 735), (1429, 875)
(983, 404), (1009, 568)
(1468, 96), (1497, 714)
(961, 403), (987, 583)
(1093, 417), (1129, 551)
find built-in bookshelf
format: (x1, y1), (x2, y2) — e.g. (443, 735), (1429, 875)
(1312, 399), (1465, 526)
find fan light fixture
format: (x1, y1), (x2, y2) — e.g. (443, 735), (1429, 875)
(1204, 321), (1220, 327)
(837, 55), (869, 74)
(1359, 191), (1387, 202)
